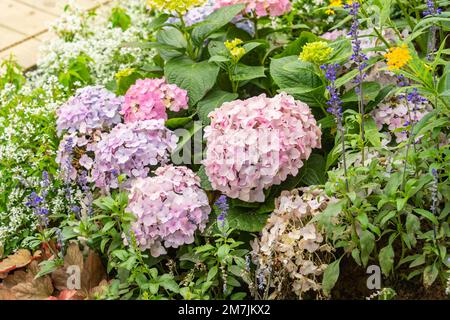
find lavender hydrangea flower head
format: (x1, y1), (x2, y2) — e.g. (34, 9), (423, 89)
(121, 78), (189, 123)
(127, 165), (211, 257)
(203, 93), (321, 202)
(167, 0), (215, 26)
(91, 119), (178, 190)
(372, 94), (432, 143)
(56, 86), (123, 136)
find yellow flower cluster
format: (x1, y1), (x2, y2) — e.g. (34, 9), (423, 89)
(384, 44), (412, 70)
(299, 41), (334, 65)
(224, 38), (246, 62)
(147, 0), (206, 15)
(325, 0), (342, 15)
(325, 0), (355, 15)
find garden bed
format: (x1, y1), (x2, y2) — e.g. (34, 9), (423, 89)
(0, 0), (449, 301)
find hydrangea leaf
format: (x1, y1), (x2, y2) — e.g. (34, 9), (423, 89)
(165, 57), (220, 106)
(198, 90), (238, 125)
(227, 206), (268, 232)
(191, 4), (246, 46)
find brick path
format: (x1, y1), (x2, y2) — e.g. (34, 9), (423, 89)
(0, 0), (110, 69)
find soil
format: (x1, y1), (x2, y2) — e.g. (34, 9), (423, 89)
(331, 257), (449, 300)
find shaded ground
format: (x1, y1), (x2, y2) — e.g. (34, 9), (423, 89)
(332, 257), (449, 300)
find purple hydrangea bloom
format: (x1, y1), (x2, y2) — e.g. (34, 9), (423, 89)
(56, 86), (123, 136)
(167, 0), (215, 27)
(184, 0), (215, 26)
(91, 120), (178, 190)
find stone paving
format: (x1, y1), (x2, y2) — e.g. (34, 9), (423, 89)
(0, 0), (110, 69)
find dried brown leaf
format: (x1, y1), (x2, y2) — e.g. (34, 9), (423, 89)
(51, 244), (106, 293)
(11, 275), (54, 300)
(51, 243), (84, 291)
(64, 243), (84, 268)
(81, 251), (106, 292)
(0, 284), (16, 300)
(0, 249), (32, 274)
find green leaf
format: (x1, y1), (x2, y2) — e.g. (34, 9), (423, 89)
(207, 266), (218, 281)
(165, 117), (192, 130)
(414, 208), (439, 225)
(217, 245), (230, 262)
(227, 206), (268, 232)
(276, 31), (318, 58)
(231, 292), (247, 300)
(198, 90), (238, 125)
(156, 27), (187, 49)
(110, 7), (131, 31)
(352, 248), (362, 266)
(35, 260), (61, 278)
(195, 244), (215, 254)
(409, 254), (426, 268)
(270, 56), (323, 89)
(270, 56), (325, 106)
(159, 275), (179, 293)
(148, 14), (169, 29)
(191, 4), (246, 45)
(341, 82), (381, 103)
(209, 55), (230, 63)
(364, 117), (382, 147)
(359, 230), (375, 266)
(165, 56), (220, 106)
(322, 258), (341, 296)
(327, 39), (352, 64)
(318, 115), (336, 129)
(231, 64), (266, 82)
(197, 165), (213, 191)
(311, 199), (346, 230)
(379, 245), (394, 276)
(242, 42), (264, 55)
(102, 220), (116, 233)
(299, 153), (327, 185)
(405, 213), (420, 248)
(423, 263), (439, 287)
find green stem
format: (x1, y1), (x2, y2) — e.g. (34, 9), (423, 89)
(396, 0), (415, 30)
(178, 14), (195, 60)
(360, 6), (391, 48)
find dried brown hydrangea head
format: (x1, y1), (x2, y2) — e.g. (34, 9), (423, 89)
(251, 187), (338, 299)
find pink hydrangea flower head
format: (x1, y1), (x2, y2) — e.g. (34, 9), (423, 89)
(121, 78), (189, 122)
(215, 0), (291, 17)
(56, 86), (123, 136)
(91, 120), (178, 189)
(203, 92), (322, 202)
(127, 165), (211, 257)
